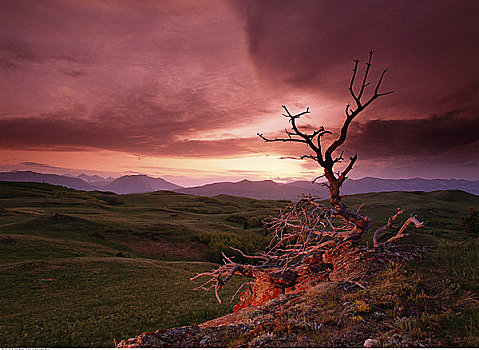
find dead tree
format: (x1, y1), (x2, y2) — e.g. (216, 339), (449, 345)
(191, 51), (423, 305)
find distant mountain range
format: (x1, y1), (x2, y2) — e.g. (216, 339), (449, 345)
(177, 177), (479, 200)
(0, 170), (478, 199)
(0, 171), (182, 194)
(0, 170), (96, 191)
(177, 179), (316, 200)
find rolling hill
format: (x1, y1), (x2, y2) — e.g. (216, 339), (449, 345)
(0, 181), (477, 347)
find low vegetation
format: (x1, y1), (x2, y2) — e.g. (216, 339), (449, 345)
(192, 231), (270, 263)
(118, 237), (479, 347)
(461, 206), (479, 239)
(0, 181), (478, 347)
(0, 258), (245, 347)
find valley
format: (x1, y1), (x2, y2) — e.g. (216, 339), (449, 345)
(0, 181), (477, 346)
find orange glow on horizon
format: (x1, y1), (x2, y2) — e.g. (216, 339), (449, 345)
(0, 149), (317, 187)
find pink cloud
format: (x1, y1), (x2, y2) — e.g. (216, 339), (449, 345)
(0, 0), (477, 180)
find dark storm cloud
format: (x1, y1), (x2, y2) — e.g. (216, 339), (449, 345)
(346, 109), (479, 159)
(325, 80), (479, 163)
(0, 0), (478, 180)
(231, 0), (479, 179)
(233, 0), (479, 115)
(290, 105), (479, 179)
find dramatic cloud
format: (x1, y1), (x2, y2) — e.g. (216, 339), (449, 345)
(0, 115), (265, 157)
(346, 110), (479, 159)
(0, 0), (477, 182)
(233, 0), (479, 116)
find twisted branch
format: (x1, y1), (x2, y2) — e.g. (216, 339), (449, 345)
(385, 215), (423, 245)
(374, 209), (424, 246)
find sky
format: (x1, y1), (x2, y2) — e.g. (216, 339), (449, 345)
(0, 0), (478, 186)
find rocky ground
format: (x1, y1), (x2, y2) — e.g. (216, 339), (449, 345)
(116, 242), (479, 348)
(116, 279), (429, 348)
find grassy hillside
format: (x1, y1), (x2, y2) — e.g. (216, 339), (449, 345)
(0, 181), (477, 347)
(190, 238), (478, 347)
(0, 182), (286, 261)
(0, 182), (278, 346)
(0, 257), (245, 347)
(340, 190), (479, 245)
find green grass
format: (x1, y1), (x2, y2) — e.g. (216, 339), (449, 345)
(233, 238), (479, 347)
(0, 257), (244, 347)
(0, 182), (285, 261)
(0, 181), (477, 347)
(340, 190), (479, 245)
(0, 234), (120, 263)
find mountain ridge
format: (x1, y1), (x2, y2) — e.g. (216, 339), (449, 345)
(178, 177), (479, 200)
(106, 174), (183, 194)
(1, 170), (478, 198)
(0, 170), (95, 191)
(0, 171), (182, 194)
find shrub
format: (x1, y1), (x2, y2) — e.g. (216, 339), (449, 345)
(461, 207), (479, 239)
(96, 194), (124, 206)
(226, 214), (247, 225)
(193, 232), (270, 263)
(226, 214), (268, 228)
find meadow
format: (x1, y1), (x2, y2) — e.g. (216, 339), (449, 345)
(0, 181), (477, 346)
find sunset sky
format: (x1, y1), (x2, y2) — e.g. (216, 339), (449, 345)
(1, 0), (478, 186)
